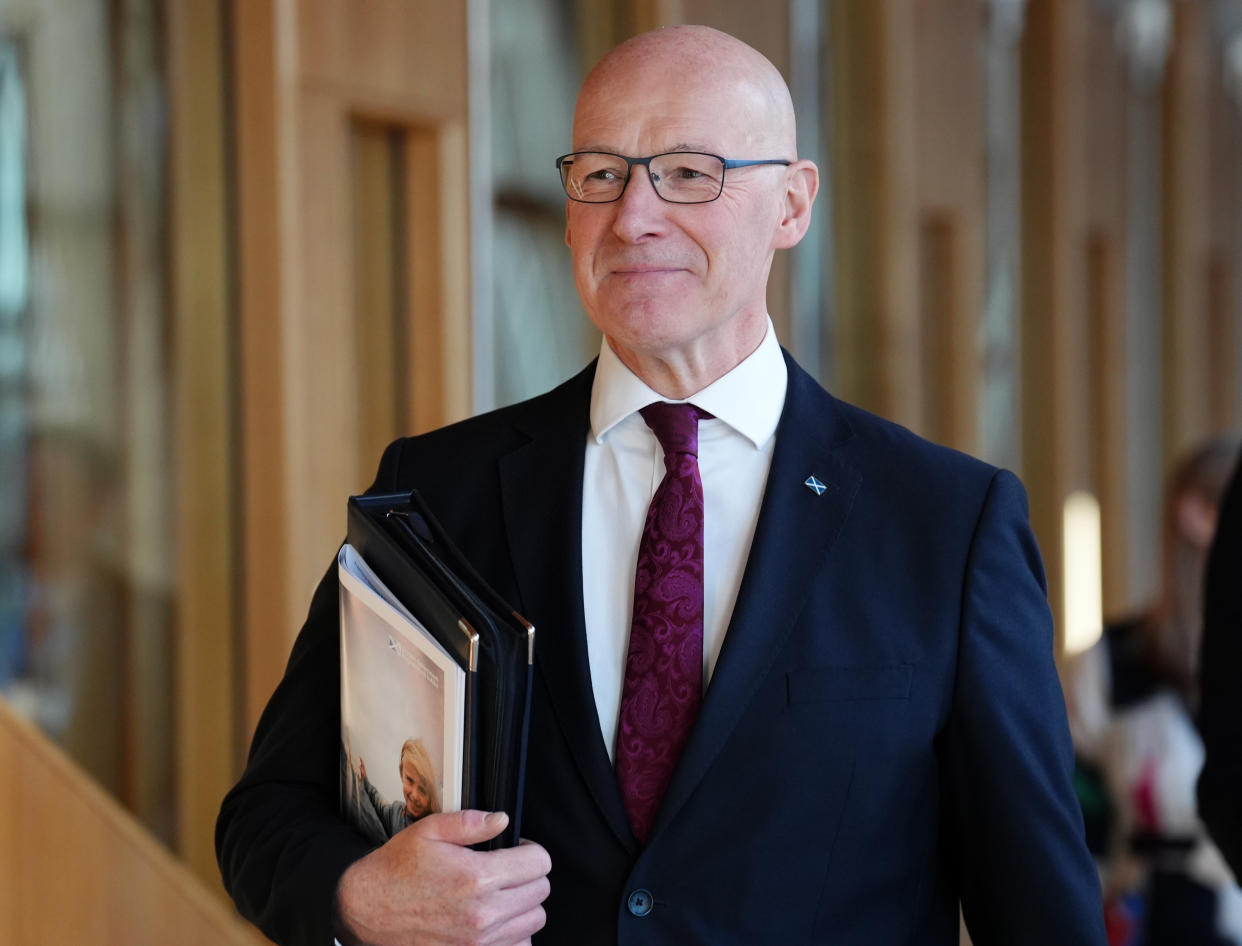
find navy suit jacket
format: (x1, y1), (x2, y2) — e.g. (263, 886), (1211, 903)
(217, 353), (1107, 945)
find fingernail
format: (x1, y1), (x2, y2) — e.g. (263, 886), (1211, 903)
(484, 811), (508, 828)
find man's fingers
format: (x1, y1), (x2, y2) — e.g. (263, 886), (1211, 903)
(410, 809), (510, 847)
(483, 839), (553, 889)
(480, 904), (546, 946)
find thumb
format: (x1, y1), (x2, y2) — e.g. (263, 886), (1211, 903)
(414, 809), (509, 846)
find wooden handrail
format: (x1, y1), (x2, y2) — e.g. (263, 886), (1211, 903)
(0, 696), (268, 945)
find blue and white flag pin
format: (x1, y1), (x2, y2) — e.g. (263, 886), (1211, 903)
(804, 475), (827, 496)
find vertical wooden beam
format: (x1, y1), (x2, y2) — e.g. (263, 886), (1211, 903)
(1020, 0), (1092, 650)
(829, 0), (922, 429)
(632, 0), (684, 32)
(0, 694), (13, 943)
(434, 120), (473, 430)
(283, 85), (358, 613)
(354, 123), (403, 462)
(1084, 12), (1130, 620)
(167, 0), (236, 890)
(113, 0), (177, 844)
(233, 0), (294, 749)
(913, 0), (986, 454)
(1209, 75), (1241, 430)
(919, 215), (962, 446)
(1162, 0), (1213, 459)
(1086, 233), (1129, 617)
(406, 129), (446, 435)
(403, 120), (473, 435)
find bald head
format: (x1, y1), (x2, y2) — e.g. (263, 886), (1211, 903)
(574, 26), (798, 156)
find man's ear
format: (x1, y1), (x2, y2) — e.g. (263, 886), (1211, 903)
(774, 160), (819, 250)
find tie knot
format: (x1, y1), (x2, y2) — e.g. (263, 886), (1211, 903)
(640, 402), (711, 459)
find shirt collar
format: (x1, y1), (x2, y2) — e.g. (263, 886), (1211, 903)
(589, 317), (788, 449)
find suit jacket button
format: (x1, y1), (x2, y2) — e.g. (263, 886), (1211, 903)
(626, 888), (654, 917)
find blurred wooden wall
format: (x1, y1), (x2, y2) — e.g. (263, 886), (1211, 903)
(0, 700), (267, 945)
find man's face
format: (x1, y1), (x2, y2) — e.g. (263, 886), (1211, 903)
(565, 66), (790, 372)
(401, 757), (430, 819)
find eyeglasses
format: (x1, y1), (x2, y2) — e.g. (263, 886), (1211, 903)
(555, 151), (791, 204)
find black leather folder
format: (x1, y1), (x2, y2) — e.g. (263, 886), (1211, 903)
(346, 490), (534, 850)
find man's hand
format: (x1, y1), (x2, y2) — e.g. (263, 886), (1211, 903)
(334, 810), (551, 946)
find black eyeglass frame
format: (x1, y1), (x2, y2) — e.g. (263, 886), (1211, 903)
(554, 151), (792, 204)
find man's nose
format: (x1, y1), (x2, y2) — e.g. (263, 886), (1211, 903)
(612, 164), (668, 240)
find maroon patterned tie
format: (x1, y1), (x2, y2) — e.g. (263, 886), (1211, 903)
(615, 402), (711, 842)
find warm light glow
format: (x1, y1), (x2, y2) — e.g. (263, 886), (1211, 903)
(1062, 491), (1103, 656)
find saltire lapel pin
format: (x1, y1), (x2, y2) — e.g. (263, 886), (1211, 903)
(804, 475), (827, 496)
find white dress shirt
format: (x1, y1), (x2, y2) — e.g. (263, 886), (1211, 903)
(581, 320), (788, 759)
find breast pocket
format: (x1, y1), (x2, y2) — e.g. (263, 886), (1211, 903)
(786, 664), (914, 704)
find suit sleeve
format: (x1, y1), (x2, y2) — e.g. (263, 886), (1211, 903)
(215, 440), (405, 945)
(1197, 459), (1242, 877)
(944, 470), (1107, 945)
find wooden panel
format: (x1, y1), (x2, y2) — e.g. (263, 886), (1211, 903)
(1020, 0), (1093, 650)
(1, 700), (268, 945)
(915, 0), (985, 210)
(167, 0), (238, 888)
(1084, 11), (1130, 620)
(634, 0), (685, 32)
(234, 0), (293, 735)
(432, 119), (473, 428)
(920, 214), (965, 448)
(297, 0), (467, 117)
(1208, 256), (1236, 430)
(1162, 0), (1213, 459)
(829, 0), (922, 428)
(914, 0), (985, 454)
(354, 122), (404, 465)
(285, 88), (361, 611)
(406, 122), (472, 434)
(1208, 76), (1241, 430)
(0, 701), (13, 943)
(1087, 234), (1129, 618)
(234, 0), (474, 724)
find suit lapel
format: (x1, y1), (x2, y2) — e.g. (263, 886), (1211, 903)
(651, 354), (861, 837)
(497, 363), (637, 850)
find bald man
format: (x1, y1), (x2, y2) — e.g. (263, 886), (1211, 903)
(217, 26), (1107, 946)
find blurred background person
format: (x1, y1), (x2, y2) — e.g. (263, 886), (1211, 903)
(1068, 435), (1242, 946)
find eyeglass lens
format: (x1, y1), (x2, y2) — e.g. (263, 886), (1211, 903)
(560, 152), (725, 203)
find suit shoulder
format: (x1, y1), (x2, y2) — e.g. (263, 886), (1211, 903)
(782, 352), (1014, 516)
(818, 390), (1000, 495)
(785, 352), (991, 473)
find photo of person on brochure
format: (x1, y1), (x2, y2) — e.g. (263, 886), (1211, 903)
(344, 737), (441, 843)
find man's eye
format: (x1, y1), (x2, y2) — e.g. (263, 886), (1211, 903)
(585, 168), (623, 182)
(670, 166), (705, 180)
